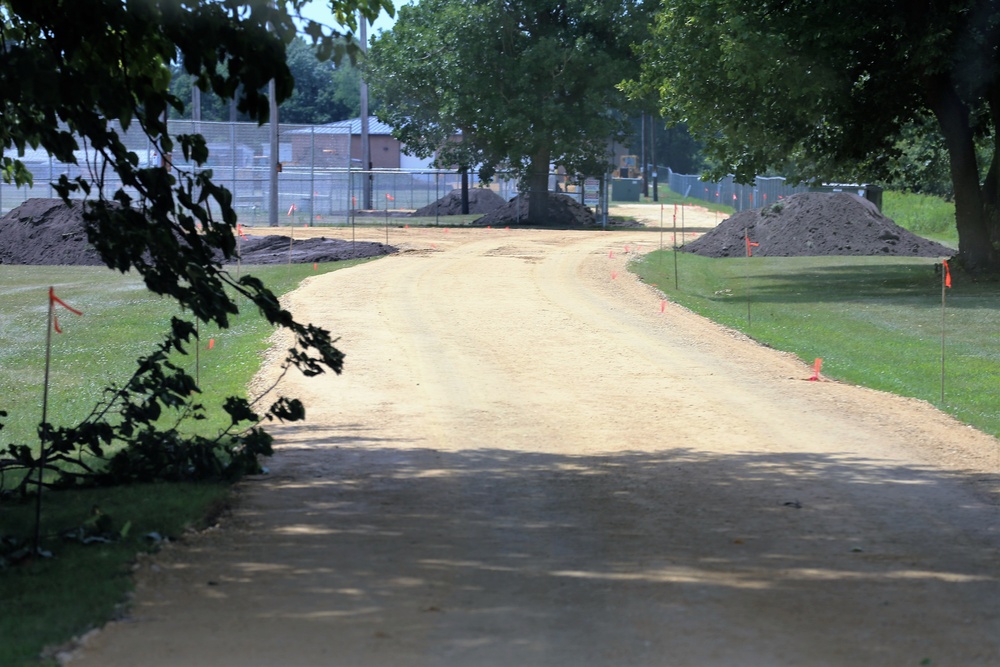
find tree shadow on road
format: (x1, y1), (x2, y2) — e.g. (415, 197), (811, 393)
(209, 441), (1000, 665)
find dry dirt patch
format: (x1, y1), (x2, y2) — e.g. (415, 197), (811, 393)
(63, 223), (1000, 667)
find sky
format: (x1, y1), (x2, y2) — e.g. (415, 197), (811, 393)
(296, 0), (401, 40)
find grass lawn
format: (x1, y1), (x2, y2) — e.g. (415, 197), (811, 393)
(881, 189), (958, 246)
(0, 258), (374, 666)
(633, 251), (1000, 438)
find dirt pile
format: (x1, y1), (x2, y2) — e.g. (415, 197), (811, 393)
(474, 192), (595, 227)
(0, 199), (394, 266)
(683, 192), (952, 258)
(236, 234), (394, 264)
(0, 199), (105, 265)
(412, 188), (506, 216)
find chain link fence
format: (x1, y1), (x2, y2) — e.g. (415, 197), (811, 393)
(1, 122), (884, 223)
(663, 167), (883, 212)
(0, 120), (526, 225)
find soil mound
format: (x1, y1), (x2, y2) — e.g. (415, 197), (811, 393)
(237, 234), (394, 264)
(0, 199), (105, 265)
(0, 198), (395, 266)
(683, 192), (952, 258)
(412, 188), (506, 216)
(474, 193), (595, 227)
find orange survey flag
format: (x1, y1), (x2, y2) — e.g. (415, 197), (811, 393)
(943, 259), (952, 288)
(49, 287), (82, 333)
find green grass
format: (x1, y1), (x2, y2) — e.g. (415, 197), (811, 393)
(634, 251), (1000, 437)
(1, 482), (229, 666)
(881, 190), (958, 246)
(0, 261), (370, 454)
(0, 258), (374, 666)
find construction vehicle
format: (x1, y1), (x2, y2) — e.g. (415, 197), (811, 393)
(619, 155), (640, 179)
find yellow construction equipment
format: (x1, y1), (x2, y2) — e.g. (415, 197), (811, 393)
(619, 155), (640, 179)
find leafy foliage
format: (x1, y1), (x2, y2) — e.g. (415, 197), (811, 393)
(365, 0), (646, 223)
(629, 0), (1000, 273)
(168, 37), (373, 124)
(651, 121), (705, 176)
(0, 0), (391, 493)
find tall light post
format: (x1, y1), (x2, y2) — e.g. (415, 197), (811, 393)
(269, 78), (279, 226)
(360, 16), (372, 210)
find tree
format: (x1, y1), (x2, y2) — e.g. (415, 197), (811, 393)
(276, 37), (375, 123)
(169, 65), (234, 122)
(168, 38), (370, 124)
(366, 0), (646, 224)
(0, 0), (391, 491)
(629, 0), (1000, 274)
(329, 59), (371, 120)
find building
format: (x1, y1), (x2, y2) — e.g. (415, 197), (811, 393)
(287, 117), (433, 170)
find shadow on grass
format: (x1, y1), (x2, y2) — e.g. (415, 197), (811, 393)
(671, 257), (997, 309)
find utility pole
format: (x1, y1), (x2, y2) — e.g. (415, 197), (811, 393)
(360, 16), (372, 210)
(639, 111), (649, 197)
(651, 115), (658, 202)
(192, 86), (201, 125)
(269, 78), (279, 227)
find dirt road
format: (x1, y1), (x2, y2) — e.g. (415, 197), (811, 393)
(70, 210), (1000, 666)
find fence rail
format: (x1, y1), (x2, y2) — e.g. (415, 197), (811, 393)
(4, 120), (880, 224)
(663, 167), (882, 212)
(0, 120), (533, 224)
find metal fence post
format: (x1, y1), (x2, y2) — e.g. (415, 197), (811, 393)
(309, 127), (315, 226)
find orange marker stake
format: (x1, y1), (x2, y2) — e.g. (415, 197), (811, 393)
(313, 262), (318, 271)
(208, 338), (215, 350)
(660, 300), (666, 313)
(611, 271), (618, 280)
(625, 245), (630, 253)
(809, 358), (823, 381)
(609, 250), (615, 258)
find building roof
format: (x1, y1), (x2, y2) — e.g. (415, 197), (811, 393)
(286, 116), (395, 136)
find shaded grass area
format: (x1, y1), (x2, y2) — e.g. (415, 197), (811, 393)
(0, 258), (373, 666)
(881, 190), (957, 246)
(634, 252), (1000, 437)
(1, 483), (229, 666)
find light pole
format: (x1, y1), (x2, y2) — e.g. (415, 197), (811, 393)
(360, 16), (372, 210)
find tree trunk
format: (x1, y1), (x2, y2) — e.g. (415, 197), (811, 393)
(931, 83), (999, 274)
(461, 167), (470, 215)
(983, 86), (1000, 247)
(526, 148), (551, 225)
